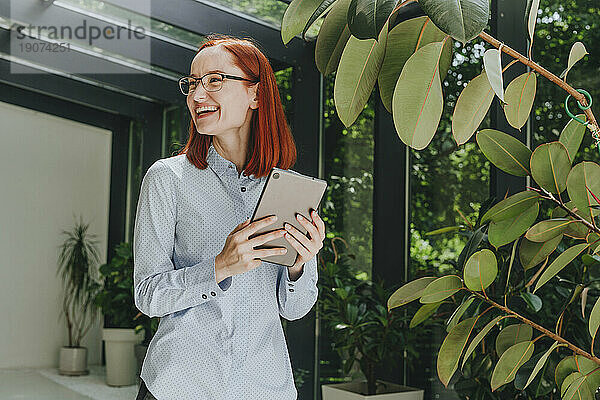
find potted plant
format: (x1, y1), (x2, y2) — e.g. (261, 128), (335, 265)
(318, 237), (424, 399)
(56, 215), (103, 376)
(94, 241), (144, 386)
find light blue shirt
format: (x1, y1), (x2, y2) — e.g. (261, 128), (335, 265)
(133, 143), (319, 400)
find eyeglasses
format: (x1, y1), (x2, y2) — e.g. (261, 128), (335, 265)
(178, 72), (259, 95)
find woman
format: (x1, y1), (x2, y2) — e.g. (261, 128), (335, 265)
(133, 34), (325, 400)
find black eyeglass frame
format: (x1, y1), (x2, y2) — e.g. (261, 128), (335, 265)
(178, 72), (259, 95)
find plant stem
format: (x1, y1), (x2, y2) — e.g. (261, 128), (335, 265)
(478, 31), (600, 138)
(540, 189), (600, 235)
(468, 290), (600, 365)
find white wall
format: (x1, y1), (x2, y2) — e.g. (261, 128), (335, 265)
(0, 101), (112, 368)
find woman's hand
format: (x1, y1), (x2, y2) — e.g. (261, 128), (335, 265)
(215, 215), (287, 282)
(283, 209), (326, 274)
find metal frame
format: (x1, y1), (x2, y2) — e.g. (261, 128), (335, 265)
(371, 88), (410, 387)
(0, 29), (184, 103)
(103, 0), (307, 67)
(1, 0), (198, 75)
(489, 0), (529, 198)
(0, 56), (166, 119)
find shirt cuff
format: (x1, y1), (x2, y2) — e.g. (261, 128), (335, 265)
(184, 255), (231, 301)
(284, 255), (317, 294)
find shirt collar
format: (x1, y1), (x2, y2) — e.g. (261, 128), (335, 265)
(207, 143), (258, 181)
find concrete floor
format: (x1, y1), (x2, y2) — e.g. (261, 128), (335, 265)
(0, 365), (139, 400)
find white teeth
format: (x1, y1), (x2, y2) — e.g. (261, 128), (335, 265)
(196, 106), (219, 114)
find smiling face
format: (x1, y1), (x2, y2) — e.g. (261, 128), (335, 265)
(186, 45), (259, 138)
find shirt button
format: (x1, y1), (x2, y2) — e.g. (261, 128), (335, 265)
(211, 291), (216, 296)
(241, 187), (246, 192)
(289, 288), (294, 292)
(202, 294), (207, 299)
(228, 165), (233, 169)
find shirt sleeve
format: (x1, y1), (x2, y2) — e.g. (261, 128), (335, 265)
(275, 254), (319, 321)
(133, 160), (232, 318)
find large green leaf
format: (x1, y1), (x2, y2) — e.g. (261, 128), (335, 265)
(452, 71), (495, 145)
(530, 142), (571, 194)
(491, 341), (535, 391)
(488, 202), (539, 248)
(347, 0), (399, 40)
(519, 235), (563, 271)
(334, 20), (388, 127)
(281, 0), (325, 45)
(379, 16), (452, 113)
(301, 0), (337, 41)
(562, 372), (596, 400)
(588, 296), (600, 339)
(566, 162), (600, 226)
(481, 190), (540, 224)
(522, 342), (564, 390)
(560, 42), (589, 81)
(559, 114), (588, 163)
(437, 317), (478, 387)
(477, 129), (532, 177)
(551, 202), (593, 239)
(446, 296), (475, 332)
(420, 275), (463, 303)
(483, 48), (504, 102)
(392, 40), (447, 150)
(458, 226), (486, 270)
(555, 355), (600, 390)
(562, 368), (600, 400)
(534, 243), (590, 293)
(525, 218), (572, 242)
(495, 323), (533, 357)
(503, 72), (537, 130)
(464, 249), (497, 291)
(410, 301), (442, 328)
(388, 276), (437, 310)
(589, 233), (600, 256)
(462, 316), (504, 369)
(520, 292), (542, 312)
(525, 0), (540, 58)
(418, 0), (489, 43)
(315, 0), (353, 76)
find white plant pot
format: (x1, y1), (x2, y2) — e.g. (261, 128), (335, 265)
(58, 346), (89, 376)
(102, 328), (144, 387)
(322, 380), (424, 400)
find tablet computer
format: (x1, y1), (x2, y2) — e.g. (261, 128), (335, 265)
(249, 167), (328, 267)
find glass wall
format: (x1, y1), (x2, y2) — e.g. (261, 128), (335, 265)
(408, 38), (490, 398)
(532, 0), (599, 159)
(317, 70), (376, 389)
(125, 119), (143, 244)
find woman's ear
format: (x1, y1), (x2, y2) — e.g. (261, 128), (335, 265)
(250, 82), (259, 109)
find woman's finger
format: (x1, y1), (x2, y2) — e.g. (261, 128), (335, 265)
(296, 213), (320, 243)
(284, 232), (311, 260)
(310, 210), (326, 241)
(247, 229), (286, 248)
(230, 219), (251, 236)
(251, 246), (288, 259)
(240, 215), (277, 238)
(284, 222), (313, 251)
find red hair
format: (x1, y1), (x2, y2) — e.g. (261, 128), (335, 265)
(177, 34), (297, 177)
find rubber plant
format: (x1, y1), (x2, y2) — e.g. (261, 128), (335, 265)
(282, 0), (600, 398)
(317, 237), (421, 395)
